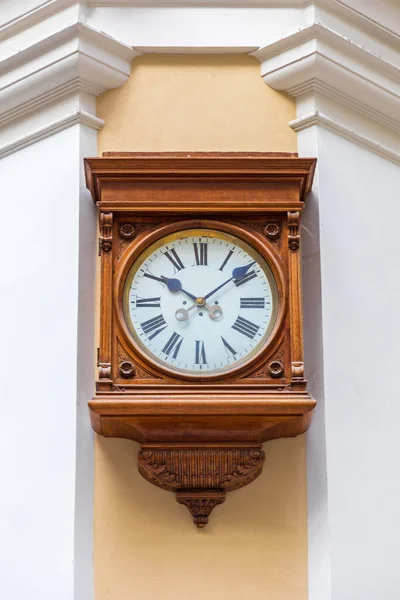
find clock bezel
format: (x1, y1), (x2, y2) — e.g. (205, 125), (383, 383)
(115, 219), (288, 382)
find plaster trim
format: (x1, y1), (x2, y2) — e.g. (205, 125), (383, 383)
(1, 1), (400, 159)
(0, 22), (138, 131)
(290, 111), (400, 165)
(254, 20), (400, 135)
(0, 109), (104, 159)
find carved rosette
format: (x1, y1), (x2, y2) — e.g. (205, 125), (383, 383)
(268, 360), (284, 378)
(245, 340), (285, 379)
(264, 221), (282, 248)
(119, 360), (136, 378)
(117, 339), (160, 380)
(234, 219), (282, 251)
(138, 447), (265, 527)
(117, 221), (160, 258)
(119, 223), (136, 240)
(118, 222), (135, 258)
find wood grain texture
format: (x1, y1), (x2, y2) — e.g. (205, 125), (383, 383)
(85, 152), (316, 526)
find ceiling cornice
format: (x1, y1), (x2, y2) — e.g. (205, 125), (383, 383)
(252, 5), (400, 158)
(0, 0), (399, 159)
(0, 21), (139, 128)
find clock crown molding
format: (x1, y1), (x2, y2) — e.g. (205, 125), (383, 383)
(84, 152), (317, 211)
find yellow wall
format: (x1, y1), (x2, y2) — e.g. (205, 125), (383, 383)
(95, 54), (307, 600)
(97, 54), (296, 152)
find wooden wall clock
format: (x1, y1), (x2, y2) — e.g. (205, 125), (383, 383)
(85, 152), (316, 527)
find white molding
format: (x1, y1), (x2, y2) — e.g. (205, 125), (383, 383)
(82, 1), (307, 6)
(315, 0), (400, 47)
(0, 21), (137, 77)
(0, 22), (138, 130)
(2, 1), (399, 48)
(0, 109), (104, 159)
(253, 23), (400, 75)
(0, 79), (99, 129)
(255, 23), (400, 82)
(290, 111), (400, 165)
(291, 79), (400, 135)
(134, 45), (258, 54)
(1, 0), (399, 159)
(0, 1), (76, 42)
(254, 10), (400, 143)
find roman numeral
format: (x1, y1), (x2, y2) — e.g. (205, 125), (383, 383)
(164, 248), (185, 271)
(219, 250), (233, 271)
(232, 316), (260, 339)
(193, 242), (208, 265)
(162, 332), (183, 359)
(240, 297), (265, 309)
(141, 314), (167, 340)
(136, 297), (161, 308)
(221, 336), (237, 356)
(195, 340), (207, 365)
(234, 270), (257, 287)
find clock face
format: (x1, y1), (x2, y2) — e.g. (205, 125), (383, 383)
(123, 228), (279, 377)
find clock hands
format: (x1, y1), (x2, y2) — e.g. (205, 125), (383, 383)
(203, 261), (256, 301)
(154, 275), (222, 320)
(159, 276), (197, 301)
(154, 261), (256, 323)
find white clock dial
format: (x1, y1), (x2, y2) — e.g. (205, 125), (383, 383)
(123, 228), (278, 376)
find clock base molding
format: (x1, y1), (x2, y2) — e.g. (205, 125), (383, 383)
(138, 445), (265, 528)
(89, 390), (315, 444)
(89, 390), (314, 527)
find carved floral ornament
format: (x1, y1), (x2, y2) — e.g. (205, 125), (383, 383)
(139, 447), (265, 527)
(85, 152), (317, 527)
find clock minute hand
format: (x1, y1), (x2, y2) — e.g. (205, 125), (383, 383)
(232, 261), (256, 280)
(160, 275), (197, 302)
(203, 261), (256, 301)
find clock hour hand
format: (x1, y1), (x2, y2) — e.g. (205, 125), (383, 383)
(203, 261), (256, 301)
(160, 276), (197, 302)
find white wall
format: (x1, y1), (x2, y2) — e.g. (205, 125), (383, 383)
(303, 128), (400, 600)
(0, 125), (96, 600)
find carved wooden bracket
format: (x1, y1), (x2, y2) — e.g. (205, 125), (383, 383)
(99, 212), (113, 255)
(98, 362), (111, 379)
(288, 211), (300, 251)
(138, 446), (265, 527)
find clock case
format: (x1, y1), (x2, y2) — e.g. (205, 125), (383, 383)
(85, 152), (317, 527)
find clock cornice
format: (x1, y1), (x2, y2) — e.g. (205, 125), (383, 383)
(84, 152), (316, 212)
